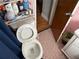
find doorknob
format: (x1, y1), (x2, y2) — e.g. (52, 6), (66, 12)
(65, 12), (72, 17)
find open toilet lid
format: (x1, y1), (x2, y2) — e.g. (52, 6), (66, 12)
(17, 24), (37, 43)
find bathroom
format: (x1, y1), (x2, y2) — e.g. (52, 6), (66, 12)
(0, 0), (79, 59)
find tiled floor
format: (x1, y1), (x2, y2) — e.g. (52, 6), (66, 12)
(38, 28), (67, 59)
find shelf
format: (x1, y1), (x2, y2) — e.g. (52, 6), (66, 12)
(0, 0), (18, 5)
(12, 14), (34, 21)
(5, 14), (34, 25)
(5, 15), (35, 29)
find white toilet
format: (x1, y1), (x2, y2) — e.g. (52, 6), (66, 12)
(17, 24), (43, 59)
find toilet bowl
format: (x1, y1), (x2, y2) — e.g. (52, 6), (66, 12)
(17, 24), (43, 59)
(22, 40), (43, 59)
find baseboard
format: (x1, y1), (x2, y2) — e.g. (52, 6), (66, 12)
(41, 13), (48, 21)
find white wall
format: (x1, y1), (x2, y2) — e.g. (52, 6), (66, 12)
(49, 0), (58, 25)
(42, 0), (53, 21)
(42, 0), (58, 25)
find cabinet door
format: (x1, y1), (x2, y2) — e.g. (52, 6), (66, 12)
(65, 44), (79, 59)
(51, 0), (77, 40)
(72, 38), (79, 47)
(63, 37), (79, 59)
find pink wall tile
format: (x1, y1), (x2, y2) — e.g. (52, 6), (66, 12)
(65, 5), (79, 32)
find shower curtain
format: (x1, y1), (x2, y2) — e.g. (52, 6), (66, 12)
(0, 17), (23, 59)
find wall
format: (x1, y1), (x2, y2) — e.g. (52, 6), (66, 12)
(42, 0), (53, 21)
(49, 0), (58, 25)
(65, 2), (79, 32)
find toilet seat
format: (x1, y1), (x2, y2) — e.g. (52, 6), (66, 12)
(17, 24), (37, 43)
(17, 24), (43, 59)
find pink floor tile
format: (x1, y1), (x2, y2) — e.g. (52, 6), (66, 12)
(38, 29), (67, 59)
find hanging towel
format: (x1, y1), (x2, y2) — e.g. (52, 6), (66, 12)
(0, 16), (24, 59)
(0, 41), (20, 59)
(0, 17), (22, 47)
(0, 30), (21, 57)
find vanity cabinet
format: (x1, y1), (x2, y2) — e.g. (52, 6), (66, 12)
(62, 35), (79, 59)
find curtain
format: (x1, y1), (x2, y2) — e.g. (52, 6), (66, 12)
(0, 41), (20, 59)
(0, 17), (23, 59)
(0, 17), (22, 47)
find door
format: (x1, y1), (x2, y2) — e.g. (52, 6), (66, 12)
(51, 0), (77, 41)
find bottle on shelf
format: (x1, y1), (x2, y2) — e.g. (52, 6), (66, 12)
(5, 3), (15, 20)
(17, 1), (23, 12)
(0, 5), (6, 20)
(29, 0), (33, 9)
(5, 3), (14, 12)
(0, 5), (5, 20)
(12, 2), (19, 15)
(23, 0), (29, 10)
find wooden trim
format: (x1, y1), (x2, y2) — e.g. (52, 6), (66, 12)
(61, 49), (70, 59)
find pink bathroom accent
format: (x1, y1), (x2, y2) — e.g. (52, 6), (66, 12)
(29, 0), (33, 9)
(66, 4), (79, 32)
(38, 29), (66, 59)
